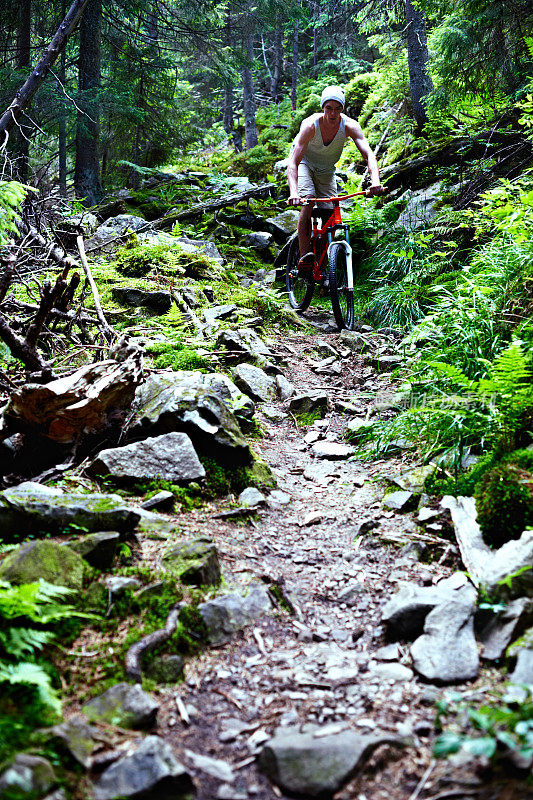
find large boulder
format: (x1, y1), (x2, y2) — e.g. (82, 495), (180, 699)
(258, 727), (400, 798)
(89, 433), (205, 484)
(410, 600), (479, 683)
(382, 573), (477, 640)
(0, 485), (140, 539)
(162, 537), (221, 586)
(0, 540), (83, 591)
(128, 372), (251, 464)
(82, 683), (159, 729)
(92, 736), (193, 800)
(394, 182), (444, 231)
(198, 584), (272, 645)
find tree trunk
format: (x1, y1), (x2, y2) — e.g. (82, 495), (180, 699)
(0, 0), (91, 143)
(406, 0), (434, 133)
(223, 84), (242, 152)
(74, 0), (103, 206)
(270, 24), (282, 102)
(58, 0), (67, 196)
(313, 0), (320, 68)
(13, 0), (32, 180)
(242, 28), (258, 150)
(291, 19), (299, 111)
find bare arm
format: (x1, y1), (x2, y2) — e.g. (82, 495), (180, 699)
(287, 118), (316, 206)
(345, 119), (384, 196)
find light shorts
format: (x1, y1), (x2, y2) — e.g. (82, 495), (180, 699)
(297, 162), (337, 198)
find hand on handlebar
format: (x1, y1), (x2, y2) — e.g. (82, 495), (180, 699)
(287, 195), (303, 207)
(365, 184), (387, 197)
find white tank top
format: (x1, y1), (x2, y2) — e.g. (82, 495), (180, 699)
(301, 116), (347, 174)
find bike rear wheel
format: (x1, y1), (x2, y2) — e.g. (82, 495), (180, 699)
(286, 237), (315, 312)
(328, 242), (354, 330)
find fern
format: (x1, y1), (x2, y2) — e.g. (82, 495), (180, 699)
(0, 580), (94, 716)
(0, 662), (60, 714)
(357, 343), (533, 467)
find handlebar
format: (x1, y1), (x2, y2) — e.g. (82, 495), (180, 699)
(303, 191), (368, 203)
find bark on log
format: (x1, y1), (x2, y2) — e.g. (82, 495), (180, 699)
(0, 314), (51, 374)
(155, 183), (274, 229)
(3, 347), (143, 443)
(381, 130), (532, 192)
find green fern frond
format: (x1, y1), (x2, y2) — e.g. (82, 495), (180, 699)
(425, 361), (476, 390)
(0, 662), (61, 714)
(0, 628), (53, 659)
(489, 343), (531, 394)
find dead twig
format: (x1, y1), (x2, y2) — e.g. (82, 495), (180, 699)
(76, 235), (115, 343)
(212, 687), (244, 710)
(408, 759), (436, 800)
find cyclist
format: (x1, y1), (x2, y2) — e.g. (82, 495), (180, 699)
(287, 85), (384, 270)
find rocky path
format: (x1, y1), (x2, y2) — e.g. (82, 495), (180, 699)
(140, 316), (473, 800)
(15, 308), (526, 800)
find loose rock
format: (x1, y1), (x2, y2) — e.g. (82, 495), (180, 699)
(67, 532), (120, 570)
(0, 754), (56, 799)
(232, 363), (276, 402)
(82, 682), (159, 729)
(311, 442), (355, 460)
(410, 600), (479, 683)
(238, 487), (266, 507)
(258, 726), (401, 798)
(92, 735), (193, 800)
(199, 584), (272, 645)
(90, 433), (205, 484)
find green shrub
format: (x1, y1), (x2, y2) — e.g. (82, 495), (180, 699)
(153, 348), (209, 371)
(345, 72), (379, 113)
(475, 463), (533, 547)
(434, 686), (533, 766)
(114, 243), (187, 277)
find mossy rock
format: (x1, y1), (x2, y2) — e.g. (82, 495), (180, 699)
(84, 580), (109, 613)
(245, 455), (277, 490)
(0, 540), (83, 591)
(475, 463), (533, 548)
(144, 654), (184, 684)
(162, 537), (220, 586)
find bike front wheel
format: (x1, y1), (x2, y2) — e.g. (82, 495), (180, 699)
(286, 237), (315, 312)
(328, 242), (354, 330)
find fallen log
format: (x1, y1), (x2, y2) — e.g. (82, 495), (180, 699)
(3, 343), (143, 443)
(125, 603), (184, 682)
(155, 183), (275, 229)
(381, 129), (532, 193)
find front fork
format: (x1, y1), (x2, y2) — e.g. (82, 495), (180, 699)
(327, 229), (354, 289)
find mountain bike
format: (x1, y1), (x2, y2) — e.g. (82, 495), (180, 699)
(286, 191), (366, 330)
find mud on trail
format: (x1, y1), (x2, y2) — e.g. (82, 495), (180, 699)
(85, 311), (524, 800)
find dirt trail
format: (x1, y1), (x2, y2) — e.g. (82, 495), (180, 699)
(145, 315), (474, 800)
